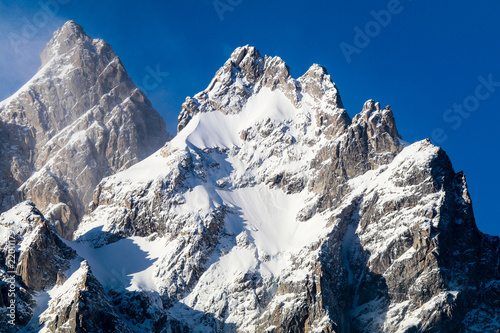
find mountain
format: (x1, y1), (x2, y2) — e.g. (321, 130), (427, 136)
(0, 24), (499, 332)
(0, 21), (169, 239)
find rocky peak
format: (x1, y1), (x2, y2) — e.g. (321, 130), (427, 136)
(177, 45), (343, 132)
(230, 45), (261, 65)
(38, 260), (134, 333)
(11, 203), (77, 291)
(298, 63), (344, 110)
(361, 98), (379, 112)
(353, 99), (400, 140)
(0, 20), (169, 239)
(229, 45), (265, 81)
(299, 64), (331, 91)
(41, 20), (93, 67)
(225, 45), (293, 90)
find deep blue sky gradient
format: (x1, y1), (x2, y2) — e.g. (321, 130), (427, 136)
(1, 0), (499, 235)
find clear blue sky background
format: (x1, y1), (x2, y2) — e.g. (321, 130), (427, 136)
(1, 0), (499, 236)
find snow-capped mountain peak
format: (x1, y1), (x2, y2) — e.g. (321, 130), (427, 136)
(177, 45), (345, 134)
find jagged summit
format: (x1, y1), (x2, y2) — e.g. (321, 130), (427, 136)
(229, 45), (263, 69)
(45, 20), (86, 44)
(177, 45), (344, 132)
(56, 19), (84, 36)
(56, 19), (85, 37)
(298, 62), (344, 109)
(353, 99), (401, 139)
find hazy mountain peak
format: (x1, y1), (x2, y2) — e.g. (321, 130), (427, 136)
(56, 20), (86, 40)
(40, 20), (96, 67)
(0, 21), (169, 240)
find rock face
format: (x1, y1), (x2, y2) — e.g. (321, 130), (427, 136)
(15, 212), (77, 292)
(38, 261), (134, 333)
(0, 21), (169, 239)
(0, 202), (52, 331)
(0, 40), (499, 332)
(0, 201), (189, 332)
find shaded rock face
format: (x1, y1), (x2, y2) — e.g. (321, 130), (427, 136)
(16, 217), (77, 292)
(309, 99), (403, 213)
(314, 144), (490, 332)
(0, 202), (76, 331)
(39, 261), (134, 333)
(0, 20), (169, 239)
(0, 202), (76, 291)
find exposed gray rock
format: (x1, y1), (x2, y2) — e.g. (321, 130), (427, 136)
(38, 261), (134, 333)
(15, 208), (77, 292)
(0, 21), (170, 239)
(177, 45), (344, 133)
(0, 201), (75, 332)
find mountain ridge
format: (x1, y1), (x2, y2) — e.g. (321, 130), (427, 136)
(0, 21), (498, 333)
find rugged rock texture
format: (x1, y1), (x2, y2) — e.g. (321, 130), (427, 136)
(0, 202), (76, 290)
(0, 202), (46, 331)
(316, 140), (500, 332)
(38, 261), (134, 333)
(177, 46), (345, 133)
(75, 45), (499, 332)
(0, 21), (169, 239)
(16, 218), (77, 292)
(0, 202), (192, 332)
(0, 41), (499, 332)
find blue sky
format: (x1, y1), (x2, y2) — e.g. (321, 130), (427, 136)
(1, 0), (499, 236)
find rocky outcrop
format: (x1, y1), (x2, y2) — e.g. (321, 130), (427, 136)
(315, 140), (499, 332)
(16, 214), (77, 291)
(38, 261), (133, 333)
(0, 202), (77, 282)
(309, 98), (403, 213)
(0, 201), (75, 331)
(0, 21), (169, 239)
